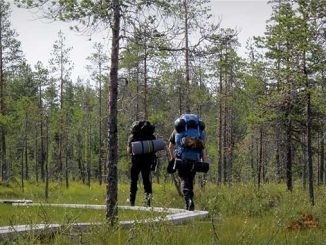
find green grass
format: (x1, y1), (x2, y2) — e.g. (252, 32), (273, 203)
(0, 205), (161, 226)
(1, 180), (326, 244)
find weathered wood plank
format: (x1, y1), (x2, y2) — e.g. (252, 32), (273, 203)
(0, 203), (210, 239)
(0, 200), (32, 204)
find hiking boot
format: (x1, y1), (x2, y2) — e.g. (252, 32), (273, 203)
(185, 198), (195, 211)
(143, 193), (152, 207)
(188, 199), (195, 211)
(128, 193), (136, 206)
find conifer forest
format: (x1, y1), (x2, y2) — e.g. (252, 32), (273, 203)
(1, 0), (326, 243)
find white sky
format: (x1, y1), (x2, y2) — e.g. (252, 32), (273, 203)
(9, 0), (272, 82)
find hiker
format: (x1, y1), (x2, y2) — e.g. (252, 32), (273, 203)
(168, 114), (206, 211)
(127, 120), (157, 207)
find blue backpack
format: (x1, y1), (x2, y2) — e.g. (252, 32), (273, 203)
(174, 114), (205, 161)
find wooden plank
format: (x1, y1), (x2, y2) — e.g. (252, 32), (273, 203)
(0, 200), (32, 204)
(13, 203), (105, 209)
(0, 224), (61, 241)
(14, 203), (188, 214)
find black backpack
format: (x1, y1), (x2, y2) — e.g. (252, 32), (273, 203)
(130, 120), (155, 138)
(130, 120), (158, 169)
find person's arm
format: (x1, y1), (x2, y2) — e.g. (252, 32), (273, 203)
(127, 146), (132, 155)
(127, 135), (133, 155)
(169, 142), (175, 160)
(168, 130), (176, 160)
(200, 132), (206, 161)
(200, 149), (205, 162)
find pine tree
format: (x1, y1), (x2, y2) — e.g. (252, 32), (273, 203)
(49, 30), (73, 184)
(263, 0), (299, 192)
(33, 61), (49, 182)
(87, 42), (108, 185)
(0, 0), (24, 181)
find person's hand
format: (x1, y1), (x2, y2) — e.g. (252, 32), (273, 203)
(167, 158), (176, 174)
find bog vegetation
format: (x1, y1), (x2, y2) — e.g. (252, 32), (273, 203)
(0, 0), (326, 243)
(1, 182), (326, 244)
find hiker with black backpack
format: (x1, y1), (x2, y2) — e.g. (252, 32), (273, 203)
(127, 120), (165, 207)
(168, 114), (208, 211)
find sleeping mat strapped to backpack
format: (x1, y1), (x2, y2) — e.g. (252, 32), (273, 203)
(130, 120), (165, 155)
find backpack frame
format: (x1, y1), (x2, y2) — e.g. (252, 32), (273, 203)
(174, 114), (205, 161)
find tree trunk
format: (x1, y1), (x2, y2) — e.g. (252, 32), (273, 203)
(222, 83), (228, 184)
(223, 42), (229, 184)
(0, 14), (7, 182)
(319, 132), (324, 185)
(39, 84), (45, 181)
(275, 132), (281, 183)
(86, 123), (91, 187)
(321, 133), (325, 185)
(144, 43), (148, 120)
(303, 49), (314, 205)
(184, 0), (191, 113)
(250, 136), (255, 181)
(98, 64), (103, 185)
(258, 127), (263, 189)
(87, 161), (91, 187)
(223, 96), (227, 184)
(217, 57), (223, 184)
(286, 120), (293, 192)
(65, 144), (69, 189)
(301, 137), (307, 190)
(262, 133), (266, 183)
(21, 151), (24, 192)
(275, 43), (282, 183)
(0, 126), (5, 182)
(59, 67), (64, 178)
(307, 91), (314, 206)
(40, 123), (45, 182)
(24, 112), (29, 180)
(45, 115), (49, 200)
(35, 127), (38, 182)
(80, 159), (85, 184)
(59, 134), (63, 178)
(178, 81), (182, 115)
(317, 134), (320, 186)
(228, 97), (233, 184)
(106, 0), (120, 222)
(55, 133), (60, 181)
(136, 64), (140, 120)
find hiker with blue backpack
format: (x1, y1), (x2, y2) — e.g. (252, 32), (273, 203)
(168, 114), (209, 211)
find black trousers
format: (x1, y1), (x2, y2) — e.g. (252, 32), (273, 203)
(130, 157), (152, 195)
(178, 169), (196, 199)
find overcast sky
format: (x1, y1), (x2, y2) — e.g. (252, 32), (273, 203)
(9, 0), (272, 82)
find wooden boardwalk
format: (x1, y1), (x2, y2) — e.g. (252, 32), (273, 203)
(0, 202), (209, 239)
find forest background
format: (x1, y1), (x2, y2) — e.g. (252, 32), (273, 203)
(0, 0), (326, 215)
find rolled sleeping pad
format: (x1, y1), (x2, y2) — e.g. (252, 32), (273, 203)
(131, 139), (166, 155)
(175, 158), (209, 173)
